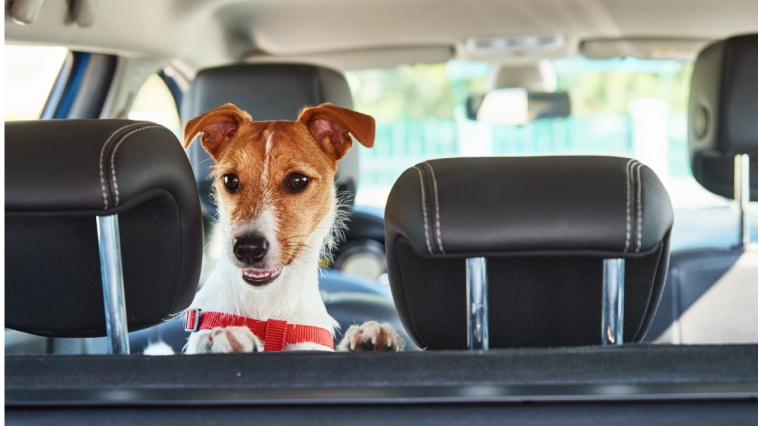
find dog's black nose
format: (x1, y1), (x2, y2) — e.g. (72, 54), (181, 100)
(233, 235), (268, 263)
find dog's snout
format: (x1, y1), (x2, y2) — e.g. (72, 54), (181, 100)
(233, 235), (269, 263)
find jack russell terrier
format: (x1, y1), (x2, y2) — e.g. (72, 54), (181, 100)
(179, 103), (404, 353)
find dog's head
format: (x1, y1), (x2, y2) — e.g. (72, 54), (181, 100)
(183, 103), (374, 288)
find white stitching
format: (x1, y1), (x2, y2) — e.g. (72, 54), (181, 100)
(111, 126), (164, 207)
(636, 164), (643, 253)
(623, 159), (638, 252)
(424, 162), (445, 254)
(99, 122), (148, 210)
(413, 166), (433, 254)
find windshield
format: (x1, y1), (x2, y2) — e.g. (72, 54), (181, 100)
(347, 58), (757, 252)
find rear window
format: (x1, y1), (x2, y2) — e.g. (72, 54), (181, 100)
(128, 73), (182, 138)
(346, 58), (756, 251)
(4, 45), (69, 121)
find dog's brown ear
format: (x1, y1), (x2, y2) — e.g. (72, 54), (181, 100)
(297, 103), (375, 160)
(182, 103), (251, 159)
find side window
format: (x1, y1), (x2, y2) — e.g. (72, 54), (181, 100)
(128, 73), (182, 138)
(4, 45), (70, 121)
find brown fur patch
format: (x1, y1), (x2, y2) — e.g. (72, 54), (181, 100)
(213, 121), (334, 263)
(225, 329), (246, 352)
(183, 103), (375, 268)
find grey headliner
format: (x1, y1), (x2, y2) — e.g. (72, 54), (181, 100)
(6, 0), (758, 74)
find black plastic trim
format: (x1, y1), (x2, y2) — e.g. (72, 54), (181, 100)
(7, 382), (758, 407)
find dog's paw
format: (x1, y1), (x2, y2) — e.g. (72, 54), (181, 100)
(337, 321), (405, 352)
(185, 326), (263, 354)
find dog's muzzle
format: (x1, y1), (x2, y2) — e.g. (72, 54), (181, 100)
(233, 234), (268, 264)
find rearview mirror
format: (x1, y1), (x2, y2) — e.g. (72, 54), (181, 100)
(467, 89), (571, 126)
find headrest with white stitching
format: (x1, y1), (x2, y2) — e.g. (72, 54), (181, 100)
(384, 156), (673, 350)
(385, 156), (673, 259)
(5, 120), (202, 337)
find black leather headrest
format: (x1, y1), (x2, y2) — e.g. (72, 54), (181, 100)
(689, 34), (758, 199)
(183, 64), (358, 215)
(385, 156), (673, 350)
(5, 120), (203, 337)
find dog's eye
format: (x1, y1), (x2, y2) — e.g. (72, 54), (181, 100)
(223, 174), (240, 193)
(285, 173), (311, 193)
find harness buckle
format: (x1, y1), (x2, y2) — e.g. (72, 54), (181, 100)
(185, 308), (202, 332)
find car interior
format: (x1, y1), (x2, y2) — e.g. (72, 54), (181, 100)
(4, 0), (758, 424)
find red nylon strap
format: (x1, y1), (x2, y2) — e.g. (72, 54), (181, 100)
(263, 319), (287, 352)
(186, 310), (334, 351)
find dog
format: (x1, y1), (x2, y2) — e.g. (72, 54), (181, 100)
(180, 103), (404, 354)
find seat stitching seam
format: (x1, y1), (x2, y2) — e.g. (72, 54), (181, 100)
(413, 166), (433, 254)
(636, 164), (643, 253)
(99, 122), (148, 210)
(424, 162), (445, 254)
(624, 159), (638, 252)
(111, 125), (164, 207)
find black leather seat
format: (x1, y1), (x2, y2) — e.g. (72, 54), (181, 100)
(385, 156), (674, 349)
(5, 120), (203, 337)
(645, 34), (758, 344)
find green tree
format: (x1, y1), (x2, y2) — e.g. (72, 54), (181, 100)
(347, 64), (455, 122)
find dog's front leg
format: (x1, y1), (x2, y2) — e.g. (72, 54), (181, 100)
(337, 321), (405, 352)
(185, 326), (263, 354)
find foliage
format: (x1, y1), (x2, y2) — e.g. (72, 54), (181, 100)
(555, 59), (694, 116)
(347, 63), (455, 122)
(347, 58), (694, 121)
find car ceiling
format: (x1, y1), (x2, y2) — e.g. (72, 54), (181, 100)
(5, 0), (758, 74)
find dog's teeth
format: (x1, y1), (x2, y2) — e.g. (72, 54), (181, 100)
(243, 269), (280, 278)
(242, 268), (282, 282)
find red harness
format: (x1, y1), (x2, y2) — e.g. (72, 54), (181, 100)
(185, 309), (334, 352)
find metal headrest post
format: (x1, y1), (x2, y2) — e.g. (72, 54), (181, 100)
(602, 258), (625, 346)
(735, 154), (751, 247)
(466, 257), (489, 350)
(96, 215), (131, 355)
